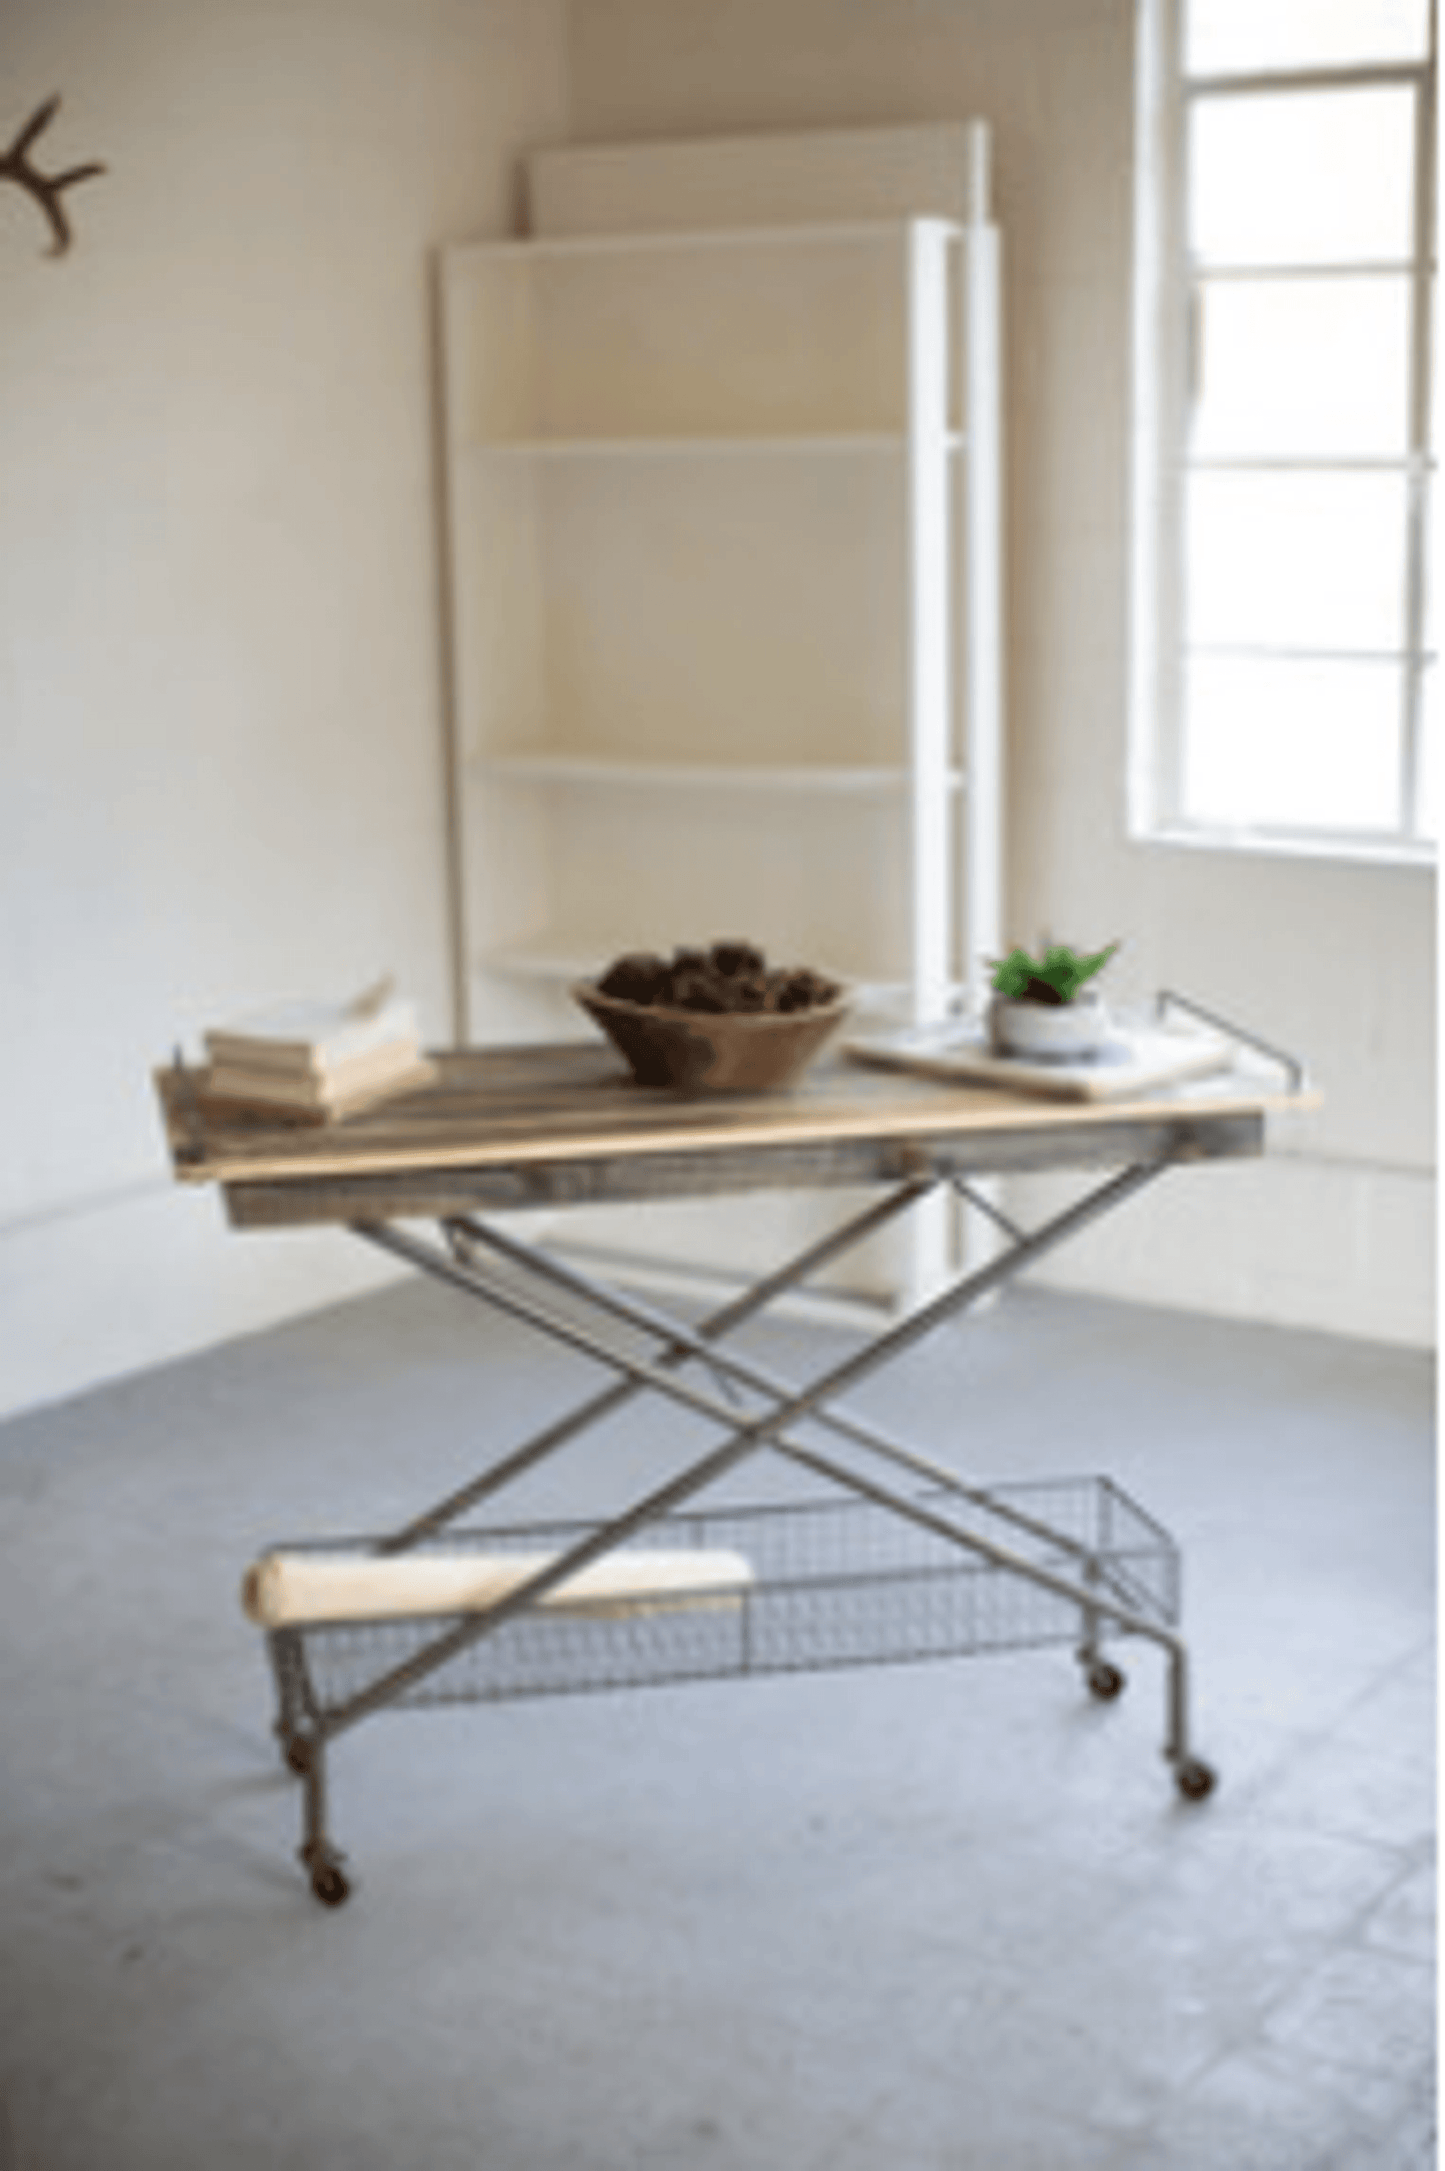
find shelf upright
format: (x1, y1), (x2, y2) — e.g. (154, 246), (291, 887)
(960, 142), (1004, 1017)
(903, 217), (959, 1306)
(905, 216), (957, 1032)
(954, 145), (1007, 1291)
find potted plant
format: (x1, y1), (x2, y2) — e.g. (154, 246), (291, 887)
(988, 941), (1120, 1061)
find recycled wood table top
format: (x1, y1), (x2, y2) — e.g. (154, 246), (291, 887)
(155, 1042), (1314, 1228)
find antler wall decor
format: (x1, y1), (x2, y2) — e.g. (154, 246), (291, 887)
(1, 96), (106, 257)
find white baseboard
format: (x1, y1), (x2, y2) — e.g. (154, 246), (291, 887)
(0, 1182), (406, 1423)
(1011, 1152), (1436, 1350)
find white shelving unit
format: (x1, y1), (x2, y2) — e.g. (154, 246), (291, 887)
(437, 123), (1003, 1303)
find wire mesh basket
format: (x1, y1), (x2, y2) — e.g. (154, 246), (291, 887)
(266, 1476), (1180, 1724)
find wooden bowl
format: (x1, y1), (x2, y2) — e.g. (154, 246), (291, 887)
(573, 981), (852, 1094)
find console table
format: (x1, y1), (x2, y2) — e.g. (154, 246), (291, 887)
(157, 1027), (1311, 1904)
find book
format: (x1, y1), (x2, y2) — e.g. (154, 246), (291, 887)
(204, 1032), (427, 1100)
(203, 976), (417, 1077)
(199, 1042), (435, 1123)
(844, 1016), (1234, 1102)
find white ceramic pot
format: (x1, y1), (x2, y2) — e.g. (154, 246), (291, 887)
(989, 988), (1109, 1061)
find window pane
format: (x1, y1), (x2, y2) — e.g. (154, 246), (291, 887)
(1416, 664), (1438, 838)
(1189, 88), (1416, 267)
(1191, 275), (1413, 456)
(1182, 656), (1403, 828)
(1185, 0), (1432, 73)
(1185, 471), (1409, 650)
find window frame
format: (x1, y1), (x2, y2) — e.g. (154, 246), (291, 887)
(1128, 0), (1438, 865)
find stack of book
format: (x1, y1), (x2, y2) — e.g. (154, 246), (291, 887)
(199, 978), (434, 1122)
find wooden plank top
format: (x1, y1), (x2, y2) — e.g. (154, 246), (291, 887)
(156, 1041), (1315, 1194)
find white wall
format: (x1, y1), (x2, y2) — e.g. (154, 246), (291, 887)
(4, 0), (1431, 1427)
(563, 0), (1436, 1348)
(0, 0), (569, 1418)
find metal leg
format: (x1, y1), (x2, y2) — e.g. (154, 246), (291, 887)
(1074, 1559), (1126, 1702)
(371, 1177), (935, 1558)
(352, 1157), (1177, 1552)
(268, 1628), (318, 1771)
(269, 1633), (355, 1898)
(270, 1152), (1216, 1885)
(1166, 1642), (1217, 1800)
(446, 1211), (1138, 1584)
(326, 1158), (1201, 1744)
(443, 1176), (1219, 1808)
(294, 1734), (350, 1906)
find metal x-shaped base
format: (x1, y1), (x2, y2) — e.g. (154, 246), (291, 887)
(276, 1151), (1219, 1895)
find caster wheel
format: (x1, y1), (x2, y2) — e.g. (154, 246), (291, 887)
(1175, 1757), (1217, 1803)
(310, 1861), (351, 1907)
(1085, 1659), (1126, 1701)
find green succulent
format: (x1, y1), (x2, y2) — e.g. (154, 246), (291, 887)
(991, 941), (1120, 1006)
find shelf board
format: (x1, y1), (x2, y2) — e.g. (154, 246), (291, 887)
(473, 754), (963, 795)
(466, 431), (966, 459)
(478, 946), (911, 999)
(480, 944), (604, 985)
(448, 216), (972, 268)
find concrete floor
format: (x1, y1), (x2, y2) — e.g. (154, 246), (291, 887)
(0, 1267), (1433, 2170)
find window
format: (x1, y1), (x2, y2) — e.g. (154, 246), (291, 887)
(1131, 0), (1437, 857)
